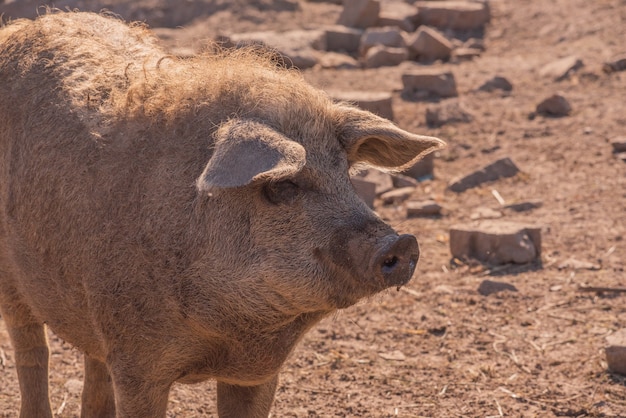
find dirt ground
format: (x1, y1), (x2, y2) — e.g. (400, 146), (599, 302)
(1, 0), (626, 416)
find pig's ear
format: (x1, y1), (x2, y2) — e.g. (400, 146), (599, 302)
(336, 106), (445, 172)
(197, 119), (306, 192)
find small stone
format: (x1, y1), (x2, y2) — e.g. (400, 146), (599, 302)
(406, 25), (452, 62)
(504, 200), (543, 212)
(603, 56), (626, 73)
(402, 69), (458, 99)
(406, 200), (442, 217)
(318, 52), (361, 69)
(328, 90), (394, 120)
(364, 45), (408, 68)
(425, 100), (473, 127)
(557, 258), (601, 271)
(391, 173), (420, 188)
(610, 136), (626, 153)
(451, 47), (482, 62)
(539, 55), (584, 81)
(413, 1), (490, 30)
(402, 153), (435, 180)
(379, 350), (406, 361)
(617, 153), (626, 162)
(606, 329), (626, 376)
(323, 25), (363, 53)
(470, 207), (503, 220)
(448, 157), (520, 193)
(478, 280), (518, 296)
(380, 187), (415, 204)
(64, 379), (84, 395)
(350, 177), (377, 208)
(449, 221), (542, 265)
(360, 26), (406, 55)
(353, 168), (394, 195)
(478, 76), (513, 92)
(536, 94), (572, 117)
(378, 1), (419, 32)
(338, 0), (381, 29)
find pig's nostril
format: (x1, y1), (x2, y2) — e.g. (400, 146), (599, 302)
(382, 256), (399, 271)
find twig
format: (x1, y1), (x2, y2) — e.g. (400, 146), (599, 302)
(400, 287), (423, 298)
(56, 393), (68, 415)
(491, 189), (506, 206)
(494, 397), (504, 417)
(578, 285), (626, 293)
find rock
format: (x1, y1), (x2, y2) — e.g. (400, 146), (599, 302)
(449, 221), (542, 265)
(402, 69), (458, 99)
(477, 280), (518, 296)
(377, 2), (419, 32)
(470, 207), (503, 220)
(603, 56), (626, 73)
(318, 52), (361, 69)
(338, 0), (381, 29)
(64, 379), (84, 395)
(451, 47), (482, 62)
(413, 1), (490, 30)
(425, 99), (473, 127)
(360, 27), (406, 55)
(539, 55), (584, 81)
(504, 200), (543, 212)
(406, 200), (442, 217)
(402, 153), (434, 180)
(536, 94), (571, 117)
(606, 329), (626, 376)
(353, 168), (394, 195)
(464, 38), (485, 50)
(448, 157), (520, 193)
(323, 25), (363, 53)
(364, 45), (408, 68)
(391, 173), (420, 188)
(226, 29), (326, 69)
(406, 26), (453, 62)
(350, 177), (377, 208)
(478, 76), (513, 92)
(557, 258), (601, 271)
(380, 187), (415, 204)
(328, 90), (394, 120)
(617, 153), (626, 162)
(610, 136), (626, 153)
(379, 350), (406, 361)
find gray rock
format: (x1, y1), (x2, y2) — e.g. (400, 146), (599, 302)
(402, 69), (458, 99)
(478, 76), (513, 92)
(536, 94), (571, 117)
(380, 187), (416, 205)
(406, 200), (442, 217)
(610, 136), (626, 153)
(426, 100), (473, 127)
(413, 0), (490, 30)
(402, 153), (434, 180)
(450, 221), (542, 265)
(603, 56), (626, 73)
(406, 25), (453, 62)
(364, 45), (408, 68)
(324, 25), (364, 53)
(360, 26), (406, 55)
(448, 157), (520, 193)
(477, 280), (518, 296)
(338, 0), (381, 29)
(606, 329), (626, 376)
(353, 168), (394, 195)
(318, 52), (361, 69)
(328, 90), (394, 120)
(504, 200), (543, 212)
(391, 173), (421, 188)
(539, 55), (584, 81)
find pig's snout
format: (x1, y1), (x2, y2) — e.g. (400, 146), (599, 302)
(371, 234), (420, 287)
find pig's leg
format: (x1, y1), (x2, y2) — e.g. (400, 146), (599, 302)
(0, 298), (52, 418)
(81, 355), (116, 418)
(216, 376), (279, 418)
(107, 363), (172, 418)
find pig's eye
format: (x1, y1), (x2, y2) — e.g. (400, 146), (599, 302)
(263, 180), (301, 205)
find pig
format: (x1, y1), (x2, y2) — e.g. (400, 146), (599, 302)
(0, 12), (444, 418)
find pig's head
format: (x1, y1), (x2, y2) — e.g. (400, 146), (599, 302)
(195, 103), (444, 318)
